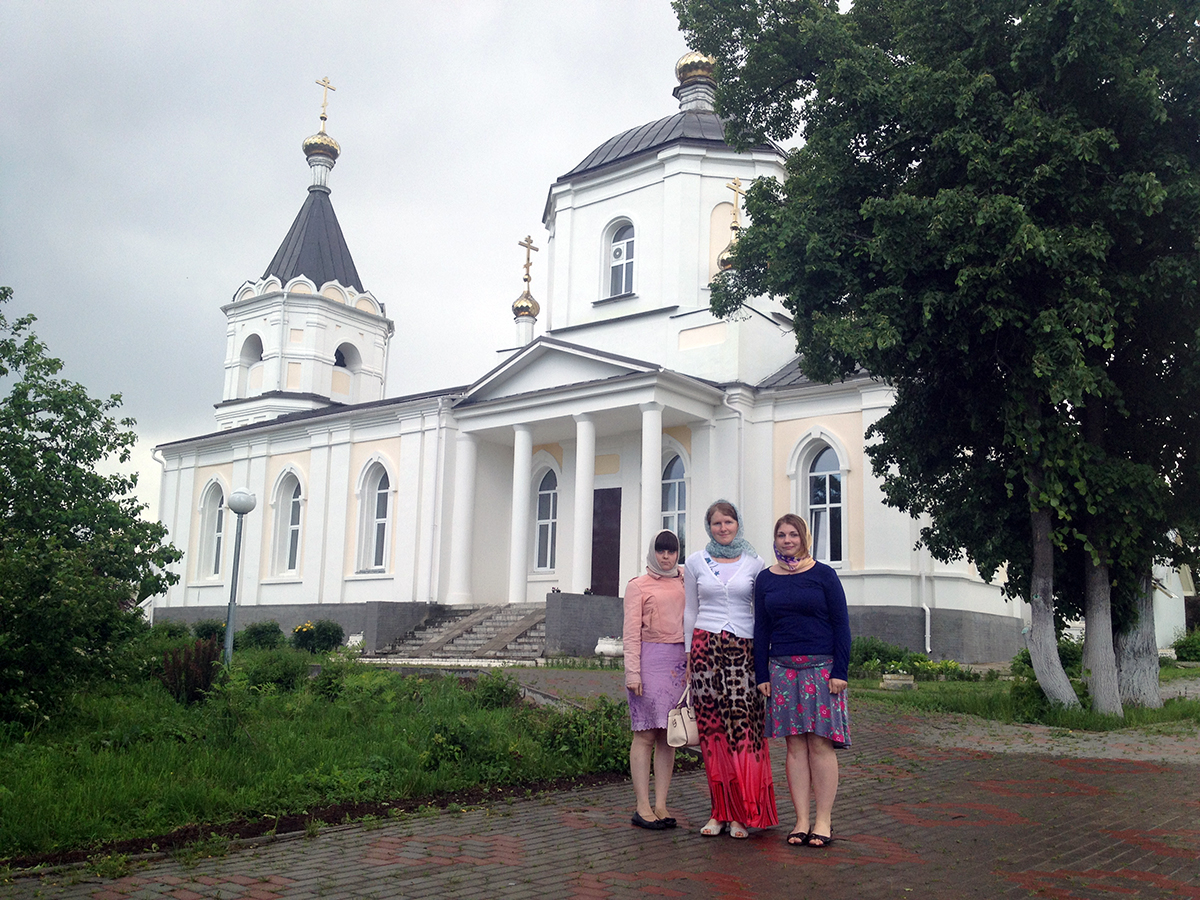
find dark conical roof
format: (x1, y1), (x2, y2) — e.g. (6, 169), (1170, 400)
(263, 185), (364, 292)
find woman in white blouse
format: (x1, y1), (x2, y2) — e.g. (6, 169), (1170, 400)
(684, 500), (778, 839)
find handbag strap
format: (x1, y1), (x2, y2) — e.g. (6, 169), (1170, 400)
(673, 684), (691, 709)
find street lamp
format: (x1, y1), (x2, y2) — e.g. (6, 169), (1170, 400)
(223, 489), (257, 667)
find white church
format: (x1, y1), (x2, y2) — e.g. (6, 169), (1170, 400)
(154, 54), (1130, 662)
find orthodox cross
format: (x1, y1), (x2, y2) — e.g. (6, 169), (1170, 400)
(726, 176), (747, 229)
(519, 235), (539, 287)
(315, 76), (336, 131)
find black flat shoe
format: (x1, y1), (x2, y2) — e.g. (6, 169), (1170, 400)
(632, 812), (669, 830)
(656, 816), (677, 828)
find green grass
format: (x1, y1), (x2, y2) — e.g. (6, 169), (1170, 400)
(0, 661), (631, 861)
(852, 670), (1200, 731)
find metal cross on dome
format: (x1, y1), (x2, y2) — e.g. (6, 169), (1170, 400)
(519, 235), (539, 287)
(726, 176), (747, 230)
(315, 76), (336, 131)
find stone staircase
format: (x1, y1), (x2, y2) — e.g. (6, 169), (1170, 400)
(382, 604), (545, 660)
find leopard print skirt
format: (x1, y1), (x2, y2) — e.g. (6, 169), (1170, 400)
(689, 629), (778, 828)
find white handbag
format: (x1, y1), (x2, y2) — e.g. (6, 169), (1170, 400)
(666, 684), (700, 748)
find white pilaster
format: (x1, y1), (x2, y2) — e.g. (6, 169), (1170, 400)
(508, 425), (533, 605)
(447, 432), (478, 605)
(640, 403), (664, 554)
(571, 414), (596, 593)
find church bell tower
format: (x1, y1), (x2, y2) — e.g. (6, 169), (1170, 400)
(215, 79), (394, 430)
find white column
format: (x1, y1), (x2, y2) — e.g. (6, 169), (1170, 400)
(446, 432), (478, 605)
(571, 414), (596, 593)
(508, 425), (533, 605)
(640, 402), (664, 555)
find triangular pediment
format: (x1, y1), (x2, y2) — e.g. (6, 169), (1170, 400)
(459, 337), (660, 406)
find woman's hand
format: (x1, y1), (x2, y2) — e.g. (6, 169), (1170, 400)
(628, 680), (643, 696)
(829, 678), (848, 695)
(757, 682), (771, 697)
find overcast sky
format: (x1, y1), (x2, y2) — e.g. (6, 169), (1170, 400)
(0, 1), (695, 519)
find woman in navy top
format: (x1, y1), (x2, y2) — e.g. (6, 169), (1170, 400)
(754, 513), (851, 849)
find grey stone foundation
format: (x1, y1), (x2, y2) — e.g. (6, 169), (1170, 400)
(152, 601), (430, 655)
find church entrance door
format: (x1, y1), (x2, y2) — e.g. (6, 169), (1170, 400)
(590, 488), (622, 597)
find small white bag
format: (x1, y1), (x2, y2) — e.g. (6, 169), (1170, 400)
(666, 684), (700, 748)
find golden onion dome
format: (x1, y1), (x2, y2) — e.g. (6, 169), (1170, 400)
(302, 130), (341, 161)
(675, 51), (716, 83)
(512, 290), (540, 319)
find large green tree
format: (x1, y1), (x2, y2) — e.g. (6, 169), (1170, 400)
(676, 0), (1200, 709)
(0, 287), (181, 723)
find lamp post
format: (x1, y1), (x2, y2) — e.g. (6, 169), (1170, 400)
(223, 489), (257, 667)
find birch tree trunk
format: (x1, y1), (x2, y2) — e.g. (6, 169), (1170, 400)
(1028, 505), (1079, 707)
(1116, 573), (1162, 708)
(1081, 541), (1123, 716)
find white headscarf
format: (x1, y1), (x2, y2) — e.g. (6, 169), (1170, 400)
(646, 529), (681, 578)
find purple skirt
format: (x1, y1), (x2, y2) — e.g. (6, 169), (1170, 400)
(766, 655), (851, 748)
(626, 642), (687, 731)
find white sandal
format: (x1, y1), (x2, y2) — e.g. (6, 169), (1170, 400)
(728, 821), (749, 839)
(700, 819), (725, 836)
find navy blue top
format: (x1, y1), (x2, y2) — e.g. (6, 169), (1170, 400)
(753, 562), (851, 684)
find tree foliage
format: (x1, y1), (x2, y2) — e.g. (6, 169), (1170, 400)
(676, 0), (1200, 707)
(0, 286), (181, 723)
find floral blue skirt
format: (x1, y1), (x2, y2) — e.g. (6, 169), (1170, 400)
(766, 655), (851, 748)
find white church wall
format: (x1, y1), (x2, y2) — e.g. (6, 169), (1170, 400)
(471, 440), (516, 606)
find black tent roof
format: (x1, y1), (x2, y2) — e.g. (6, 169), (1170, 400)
(263, 185), (364, 292)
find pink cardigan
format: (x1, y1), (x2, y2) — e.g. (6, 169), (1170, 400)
(622, 571), (685, 687)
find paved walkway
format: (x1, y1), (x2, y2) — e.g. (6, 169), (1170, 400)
(4, 670), (1198, 900)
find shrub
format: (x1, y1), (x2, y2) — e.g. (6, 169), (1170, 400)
(1011, 634), (1084, 678)
(235, 620), (285, 651)
(237, 647), (311, 692)
(849, 635), (909, 668)
(193, 619), (226, 643)
(1172, 627), (1200, 662)
(151, 620), (191, 641)
(472, 670), (522, 709)
(158, 637), (222, 704)
(292, 619), (345, 653)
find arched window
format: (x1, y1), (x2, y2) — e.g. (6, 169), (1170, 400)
(332, 342), (362, 399)
(199, 483), (225, 578)
(237, 334), (265, 398)
(809, 446), (843, 563)
(274, 475), (303, 575)
(535, 470), (558, 570)
(358, 464), (391, 572)
(661, 454), (686, 556)
(608, 224), (635, 297)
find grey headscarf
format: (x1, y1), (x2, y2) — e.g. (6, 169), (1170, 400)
(704, 499), (756, 559)
(646, 529), (681, 578)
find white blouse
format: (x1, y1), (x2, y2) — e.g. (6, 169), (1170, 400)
(682, 550), (764, 651)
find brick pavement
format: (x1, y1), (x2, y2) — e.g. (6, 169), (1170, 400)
(3, 669), (1198, 900)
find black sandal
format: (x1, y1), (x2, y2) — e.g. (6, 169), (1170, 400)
(807, 833), (833, 848)
(786, 831), (810, 846)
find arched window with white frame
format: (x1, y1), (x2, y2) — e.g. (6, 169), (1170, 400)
(535, 470), (558, 571)
(809, 446), (843, 563)
(198, 482), (226, 579)
(273, 473), (303, 575)
(788, 432), (848, 567)
(661, 454), (686, 556)
(357, 462), (392, 572)
(608, 222), (635, 297)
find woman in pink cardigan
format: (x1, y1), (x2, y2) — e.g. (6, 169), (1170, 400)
(623, 529), (686, 830)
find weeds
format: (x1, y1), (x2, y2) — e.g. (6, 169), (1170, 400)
(172, 833), (230, 867)
(86, 853), (132, 878)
